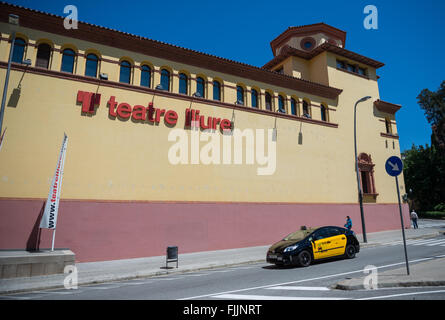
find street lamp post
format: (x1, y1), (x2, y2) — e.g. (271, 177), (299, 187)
(0, 14), (20, 141)
(354, 96), (372, 243)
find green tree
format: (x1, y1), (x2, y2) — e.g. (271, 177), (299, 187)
(417, 80), (445, 151)
(403, 144), (445, 212)
(402, 80), (445, 213)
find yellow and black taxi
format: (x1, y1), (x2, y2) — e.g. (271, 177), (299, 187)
(266, 226), (360, 267)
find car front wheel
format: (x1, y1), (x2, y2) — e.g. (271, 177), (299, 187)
(345, 244), (356, 259)
(297, 250), (312, 267)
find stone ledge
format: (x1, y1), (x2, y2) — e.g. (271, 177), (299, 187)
(0, 250), (75, 279)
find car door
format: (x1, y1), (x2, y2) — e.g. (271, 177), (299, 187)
(326, 227), (347, 257)
(312, 228), (330, 260)
(312, 227), (347, 259)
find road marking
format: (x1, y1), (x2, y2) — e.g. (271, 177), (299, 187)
(211, 294), (347, 300)
(357, 289), (445, 300)
(178, 256), (436, 300)
(425, 240), (445, 246)
(266, 286), (330, 291)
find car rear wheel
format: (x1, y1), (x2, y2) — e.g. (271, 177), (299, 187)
(345, 244), (356, 259)
(297, 250), (312, 267)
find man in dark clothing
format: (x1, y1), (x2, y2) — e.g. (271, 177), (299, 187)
(344, 216), (352, 230)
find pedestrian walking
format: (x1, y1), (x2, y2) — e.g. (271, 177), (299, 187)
(410, 210), (419, 229)
(344, 216), (352, 230)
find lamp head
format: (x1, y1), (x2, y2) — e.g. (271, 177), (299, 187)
(358, 96), (372, 103)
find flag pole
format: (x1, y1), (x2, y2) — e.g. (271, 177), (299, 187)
(51, 229), (56, 252)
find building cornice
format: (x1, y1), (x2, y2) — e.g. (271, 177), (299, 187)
(374, 99), (402, 114)
(263, 43), (385, 70)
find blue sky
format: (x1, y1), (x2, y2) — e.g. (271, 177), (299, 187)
(8, 0), (445, 151)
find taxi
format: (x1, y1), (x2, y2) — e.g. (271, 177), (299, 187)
(266, 226), (360, 267)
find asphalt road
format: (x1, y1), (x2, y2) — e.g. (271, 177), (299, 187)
(2, 230), (445, 301)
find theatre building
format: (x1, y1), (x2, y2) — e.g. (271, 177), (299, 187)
(0, 3), (409, 262)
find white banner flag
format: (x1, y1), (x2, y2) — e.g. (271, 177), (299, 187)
(40, 133), (68, 230)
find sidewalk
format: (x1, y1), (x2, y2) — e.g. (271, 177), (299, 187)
(1, 223), (444, 295)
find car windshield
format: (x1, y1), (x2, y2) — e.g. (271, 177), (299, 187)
(283, 228), (317, 241)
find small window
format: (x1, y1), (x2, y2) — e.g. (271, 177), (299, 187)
(36, 43), (51, 69)
(346, 64), (356, 73)
(179, 73), (188, 95)
(196, 77), (205, 98)
(336, 60), (345, 69)
(358, 67), (367, 76)
(85, 53), (99, 78)
(304, 41), (313, 49)
(302, 100), (311, 118)
(278, 95), (285, 113)
(236, 85), (244, 105)
(11, 38), (26, 63)
(385, 118), (392, 134)
(213, 80), (221, 101)
(290, 98), (297, 115)
(251, 89), (258, 108)
(265, 92), (272, 111)
(61, 48), (75, 74)
(140, 65), (151, 88)
(160, 69), (170, 91)
(119, 60), (132, 84)
(320, 104), (328, 121)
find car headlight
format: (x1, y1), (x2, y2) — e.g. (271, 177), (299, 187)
(284, 244), (299, 253)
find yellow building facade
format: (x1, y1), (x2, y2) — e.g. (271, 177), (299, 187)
(0, 3), (408, 262)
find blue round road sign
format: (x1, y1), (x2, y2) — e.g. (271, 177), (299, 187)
(385, 156), (403, 177)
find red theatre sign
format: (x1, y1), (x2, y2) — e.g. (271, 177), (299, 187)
(76, 90), (232, 132)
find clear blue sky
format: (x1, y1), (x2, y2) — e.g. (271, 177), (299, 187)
(8, 0), (445, 152)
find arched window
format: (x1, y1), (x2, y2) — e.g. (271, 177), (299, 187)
(320, 104), (328, 121)
(11, 38), (26, 63)
(85, 53), (99, 78)
(358, 153), (377, 196)
(160, 69), (170, 91)
(179, 73), (188, 95)
(140, 65), (151, 87)
(302, 100), (311, 118)
(196, 77), (205, 98)
(213, 80), (221, 101)
(61, 48), (75, 73)
(36, 43), (51, 69)
(119, 60), (132, 84)
(265, 92), (272, 111)
(236, 85), (244, 105)
(290, 98), (297, 115)
(251, 89), (258, 108)
(278, 95), (286, 113)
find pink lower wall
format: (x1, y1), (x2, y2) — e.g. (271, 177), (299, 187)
(0, 198), (410, 262)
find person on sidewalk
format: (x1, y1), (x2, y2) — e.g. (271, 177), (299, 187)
(344, 216), (352, 230)
(410, 210), (419, 229)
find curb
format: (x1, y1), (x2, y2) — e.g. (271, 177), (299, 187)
(333, 280), (445, 290)
(0, 259), (265, 295)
